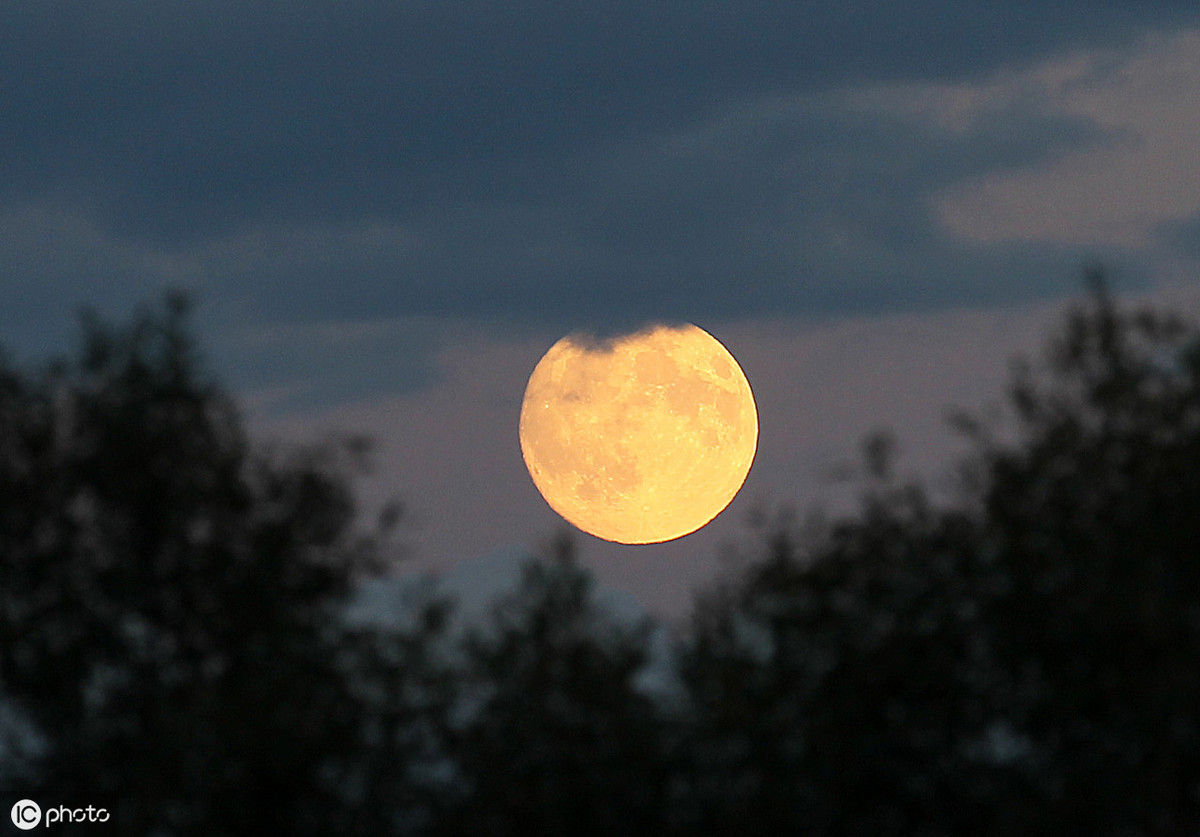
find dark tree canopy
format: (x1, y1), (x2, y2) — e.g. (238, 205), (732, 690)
(435, 535), (668, 836)
(675, 274), (1200, 835)
(974, 275), (1200, 832)
(3, 275), (1199, 835)
(0, 296), (443, 835)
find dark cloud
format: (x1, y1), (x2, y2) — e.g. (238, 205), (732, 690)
(0, 62), (1147, 342)
(212, 317), (444, 415)
(1, 1), (1193, 405)
(2, 1), (1195, 239)
(120, 87), (1122, 330)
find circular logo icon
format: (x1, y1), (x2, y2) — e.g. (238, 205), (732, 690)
(11, 799), (41, 830)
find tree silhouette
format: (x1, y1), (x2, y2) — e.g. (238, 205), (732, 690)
(4, 275), (1199, 835)
(969, 272), (1200, 832)
(0, 296), (447, 835)
(675, 464), (1012, 835)
(677, 273), (1200, 834)
(436, 534), (668, 836)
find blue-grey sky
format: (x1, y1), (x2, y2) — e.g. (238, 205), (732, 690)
(5, 5), (1198, 352)
(6, 3), (1200, 614)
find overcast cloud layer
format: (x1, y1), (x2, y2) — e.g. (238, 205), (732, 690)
(4, 2), (1200, 407)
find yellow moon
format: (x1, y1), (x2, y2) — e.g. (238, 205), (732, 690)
(519, 323), (758, 544)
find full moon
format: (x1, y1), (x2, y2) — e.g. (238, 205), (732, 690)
(519, 323), (758, 544)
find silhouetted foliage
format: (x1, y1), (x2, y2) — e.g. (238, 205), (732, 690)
(971, 271), (1200, 833)
(675, 468), (1011, 835)
(4, 274), (1200, 834)
(676, 271), (1200, 835)
(0, 296), (448, 835)
(436, 534), (668, 836)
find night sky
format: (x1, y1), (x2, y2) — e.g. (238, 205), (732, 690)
(5, 2), (1200, 618)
